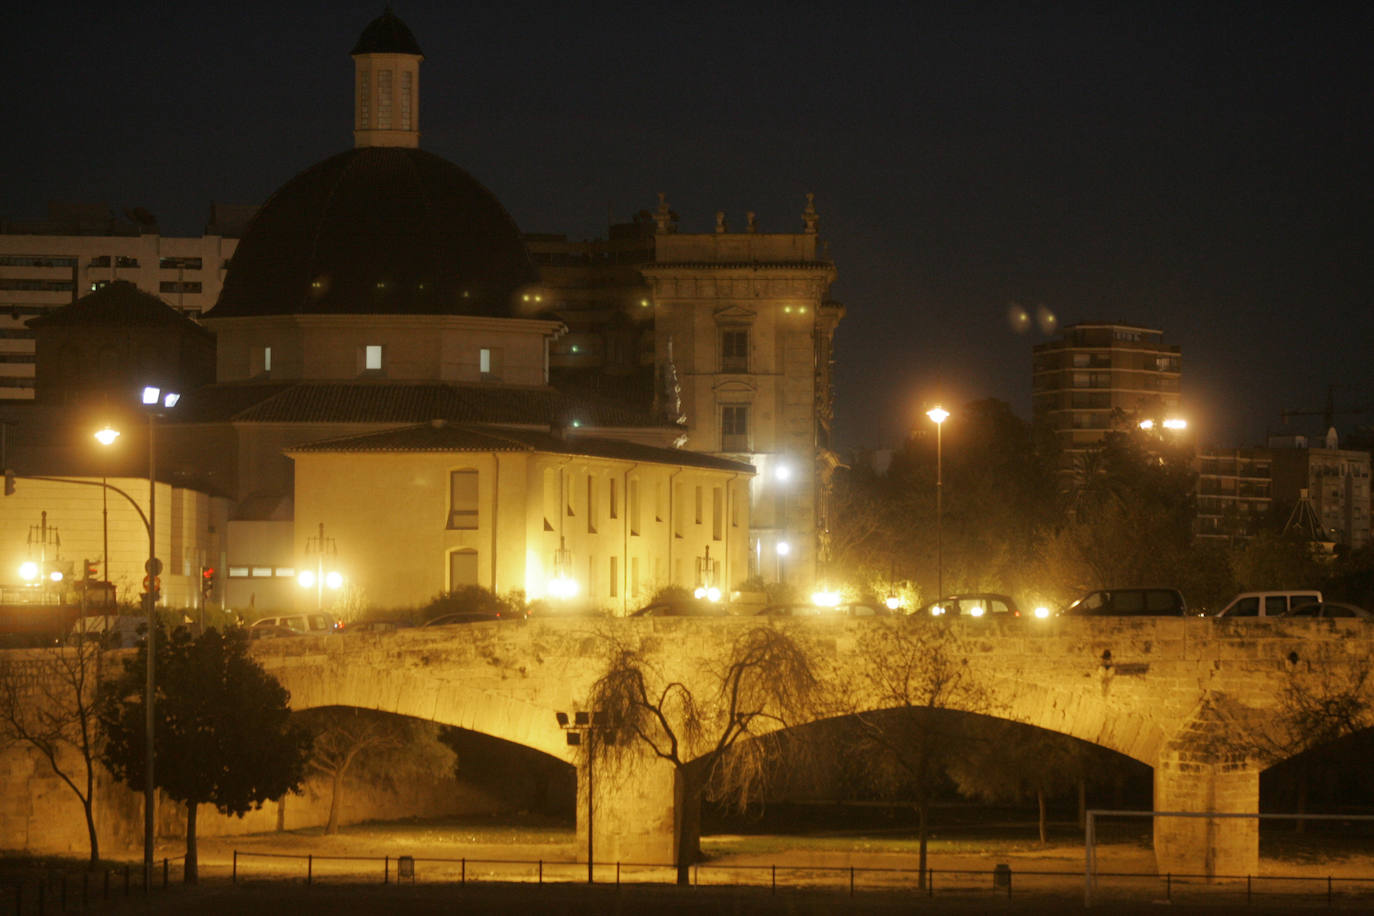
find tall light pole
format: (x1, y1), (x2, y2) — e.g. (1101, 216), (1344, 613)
(94, 427), (119, 605)
(138, 385), (178, 886)
(926, 406), (949, 602)
(556, 710), (614, 884)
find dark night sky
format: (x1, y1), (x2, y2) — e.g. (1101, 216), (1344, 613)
(4, 1), (1371, 451)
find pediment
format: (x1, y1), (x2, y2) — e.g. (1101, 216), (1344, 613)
(712, 378), (758, 395)
(713, 304), (757, 323)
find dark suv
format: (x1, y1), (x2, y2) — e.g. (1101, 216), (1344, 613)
(1063, 588), (1187, 617)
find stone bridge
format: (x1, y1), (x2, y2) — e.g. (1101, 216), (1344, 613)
(252, 615), (1374, 877)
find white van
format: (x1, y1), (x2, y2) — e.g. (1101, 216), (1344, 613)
(1214, 591), (1323, 618)
(67, 615), (145, 648)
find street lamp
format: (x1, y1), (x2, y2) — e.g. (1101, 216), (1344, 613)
(93, 426), (119, 607)
(299, 522), (342, 611)
(137, 385), (177, 886)
(926, 406), (949, 602)
(555, 710), (616, 884)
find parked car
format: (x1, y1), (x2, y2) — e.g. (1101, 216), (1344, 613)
(630, 599), (728, 617)
(1214, 590), (1323, 618)
(249, 612), (341, 634)
(248, 624), (299, 640)
(1061, 588), (1187, 617)
(422, 612), (506, 626)
(916, 593), (1025, 619)
(1283, 601), (1371, 619)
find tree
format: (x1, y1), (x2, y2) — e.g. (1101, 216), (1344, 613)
(98, 627), (310, 882)
(296, 707), (456, 834)
(587, 625), (824, 884)
(853, 620), (995, 887)
(945, 719), (1086, 844)
(0, 640), (106, 864)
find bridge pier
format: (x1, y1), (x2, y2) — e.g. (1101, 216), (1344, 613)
(580, 753), (678, 870)
(1153, 754), (1258, 878)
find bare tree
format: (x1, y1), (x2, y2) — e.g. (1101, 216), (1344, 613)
(1236, 652), (1374, 830)
(853, 620), (996, 887)
(587, 625), (824, 884)
(0, 641), (106, 864)
(296, 708), (407, 834)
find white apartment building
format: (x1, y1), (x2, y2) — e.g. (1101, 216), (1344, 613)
(0, 203), (251, 399)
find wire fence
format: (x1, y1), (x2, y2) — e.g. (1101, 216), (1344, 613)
(5, 851), (1374, 912)
(224, 849), (1374, 908)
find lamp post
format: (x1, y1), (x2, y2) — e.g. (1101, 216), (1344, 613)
(137, 385), (178, 886)
(555, 710), (615, 884)
(774, 462), (791, 584)
(94, 427), (119, 605)
(926, 406), (949, 602)
(298, 523), (341, 611)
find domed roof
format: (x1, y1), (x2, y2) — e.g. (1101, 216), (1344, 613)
(210, 147), (539, 319)
(351, 8), (422, 56)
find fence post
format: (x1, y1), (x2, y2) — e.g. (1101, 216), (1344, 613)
(539, 860), (543, 885)
(1166, 872), (1171, 901)
(616, 862), (621, 888)
(307, 854), (313, 886)
(384, 855), (389, 885)
(461, 858), (466, 885)
(771, 864), (776, 894)
(850, 865), (854, 896)
(1328, 876), (1333, 906)
(232, 850), (238, 884)
(928, 868), (934, 897)
(163, 857), (169, 887)
(124, 864), (130, 896)
(1247, 874), (1251, 903)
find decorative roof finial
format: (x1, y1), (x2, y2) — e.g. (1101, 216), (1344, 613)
(654, 192), (676, 234)
(715, 211), (727, 234)
(802, 193), (818, 234)
(746, 211), (757, 233)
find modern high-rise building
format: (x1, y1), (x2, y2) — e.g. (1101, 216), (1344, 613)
(0, 203), (252, 399)
(1032, 322), (1183, 455)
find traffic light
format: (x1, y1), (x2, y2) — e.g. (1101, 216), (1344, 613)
(84, 559), (98, 581)
(4, 469), (13, 496)
(201, 566), (215, 597)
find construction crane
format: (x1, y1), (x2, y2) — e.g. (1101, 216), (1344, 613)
(1280, 383), (1374, 432)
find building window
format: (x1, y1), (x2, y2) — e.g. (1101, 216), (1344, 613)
(450, 549), (479, 588)
(263, 346), (272, 373)
(694, 485), (703, 525)
(629, 479), (640, 535)
(609, 478), (618, 520)
(401, 70), (413, 130)
(448, 469), (478, 529)
(713, 487), (723, 541)
(609, 556), (618, 598)
(358, 71), (370, 128)
(158, 281), (202, 294)
(377, 70), (393, 128)
(587, 475), (598, 533)
(363, 345), (383, 371)
(722, 405), (749, 452)
(631, 556), (640, 598)
(159, 257), (202, 270)
(721, 328), (749, 373)
(479, 347), (502, 379)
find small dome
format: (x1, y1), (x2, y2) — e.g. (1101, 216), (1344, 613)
(210, 147), (538, 319)
(351, 8), (422, 56)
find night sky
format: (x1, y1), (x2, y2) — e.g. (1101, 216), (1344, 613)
(5, 1), (1371, 451)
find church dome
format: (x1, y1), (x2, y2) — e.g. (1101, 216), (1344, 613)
(351, 8), (423, 56)
(210, 147), (538, 319)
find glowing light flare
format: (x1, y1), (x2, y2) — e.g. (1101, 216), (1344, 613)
(1138, 419), (1155, 430)
(548, 576), (579, 599)
(693, 586), (723, 602)
(775, 463), (792, 482)
(49, 571), (63, 582)
(926, 406), (949, 425)
(297, 570), (316, 589)
(1034, 606), (1051, 619)
(94, 427), (120, 446)
(776, 541), (791, 557)
(968, 605), (985, 618)
(811, 589), (842, 608)
(1163, 418), (1188, 431)
(884, 595), (902, 611)
(325, 571), (344, 590)
(929, 604), (946, 617)
(19, 562), (38, 581)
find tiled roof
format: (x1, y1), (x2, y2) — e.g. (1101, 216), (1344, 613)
(171, 381), (659, 428)
(643, 261), (833, 270)
(289, 421), (754, 473)
(27, 281), (211, 337)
